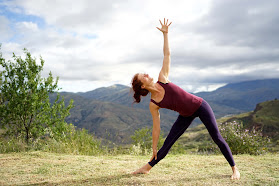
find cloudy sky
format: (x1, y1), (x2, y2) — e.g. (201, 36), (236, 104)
(0, 0), (279, 93)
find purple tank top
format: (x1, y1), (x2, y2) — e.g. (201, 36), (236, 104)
(150, 81), (203, 117)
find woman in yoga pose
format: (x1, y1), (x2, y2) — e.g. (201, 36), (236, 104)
(131, 18), (240, 180)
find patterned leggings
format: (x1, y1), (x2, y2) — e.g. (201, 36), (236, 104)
(148, 100), (235, 167)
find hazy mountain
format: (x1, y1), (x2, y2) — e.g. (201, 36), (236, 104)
(77, 84), (150, 110)
(196, 79), (279, 112)
(77, 84), (130, 102)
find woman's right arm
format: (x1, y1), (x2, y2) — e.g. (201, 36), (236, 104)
(157, 18), (172, 83)
(149, 102), (160, 160)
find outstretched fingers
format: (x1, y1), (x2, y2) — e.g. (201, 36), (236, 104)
(159, 18), (172, 26)
(156, 27), (161, 31)
(159, 19), (163, 26)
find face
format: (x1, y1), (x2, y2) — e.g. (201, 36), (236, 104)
(137, 73), (154, 88)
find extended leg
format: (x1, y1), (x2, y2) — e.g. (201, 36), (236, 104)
(148, 115), (195, 167)
(198, 100), (235, 167)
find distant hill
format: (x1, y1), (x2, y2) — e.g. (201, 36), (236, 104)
(57, 78), (279, 144)
(178, 99), (279, 152)
(76, 84), (153, 110)
(77, 84), (130, 101)
(196, 79), (279, 112)
(220, 99), (279, 142)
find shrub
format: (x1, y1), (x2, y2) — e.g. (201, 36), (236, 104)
(209, 121), (270, 155)
(0, 123), (105, 155)
(130, 127), (164, 155)
(41, 123), (105, 155)
(0, 136), (27, 153)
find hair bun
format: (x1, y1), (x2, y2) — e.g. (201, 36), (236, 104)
(133, 92), (141, 103)
(131, 73), (150, 103)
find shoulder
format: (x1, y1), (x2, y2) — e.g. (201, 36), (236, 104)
(149, 103), (160, 117)
(149, 101), (159, 113)
(158, 72), (171, 84)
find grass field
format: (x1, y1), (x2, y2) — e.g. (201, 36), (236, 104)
(0, 151), (278, 185)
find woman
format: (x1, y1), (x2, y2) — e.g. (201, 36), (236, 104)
(131, 18), (240, 180)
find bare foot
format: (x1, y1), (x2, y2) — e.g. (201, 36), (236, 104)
(132, 163), (152, 175)
(231, 166), (240, 180)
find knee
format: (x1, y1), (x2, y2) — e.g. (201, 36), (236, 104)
(212, 135), (225, 146)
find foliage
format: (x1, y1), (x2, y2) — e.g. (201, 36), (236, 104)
(130, 127), (164, 155)
(0, 48), (73, 145)
(41, 123), (104, 155)
(222, 100), (279, 145)
(0, 123), (105, 155)
(209, 121), (271, 155)
(0, 135), (27, 153)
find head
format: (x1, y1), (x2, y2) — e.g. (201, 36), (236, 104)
(131, 73), (153, 103)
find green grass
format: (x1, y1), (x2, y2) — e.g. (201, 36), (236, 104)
(0, 151), (278, 185)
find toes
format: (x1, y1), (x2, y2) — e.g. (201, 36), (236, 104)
(230, 174), (240, 180)
(131, 170), (142, 175)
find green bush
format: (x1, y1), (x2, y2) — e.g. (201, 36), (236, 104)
(41, 123), (105, 155)
(129, 127), (187, 155)
(168, 141), (186, 154)
(130, 127), (164, 155)
(0, 136), (27, 153)
(0, 123), (105, 155)
(209, 121), (270, 155)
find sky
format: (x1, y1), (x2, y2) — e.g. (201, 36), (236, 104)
(0, 0), (279, 93)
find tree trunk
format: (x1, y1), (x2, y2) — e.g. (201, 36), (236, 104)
(26, 128), (29, 145)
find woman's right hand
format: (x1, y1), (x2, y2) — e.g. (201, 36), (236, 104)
(150, 148), (158, 162)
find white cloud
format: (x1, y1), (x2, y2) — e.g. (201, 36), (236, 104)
(16, 21), (38, 32)
(0, 16), (12, 42)
(192, 0), (279, 48)
(1, 0), (279, 93)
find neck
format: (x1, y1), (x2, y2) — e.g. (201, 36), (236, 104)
(145, 82), (161, 95)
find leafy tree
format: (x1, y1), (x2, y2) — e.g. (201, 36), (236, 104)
(0, 48), (74, 144)
(0, 70), (2, 104)
(0, 45), (3, 105)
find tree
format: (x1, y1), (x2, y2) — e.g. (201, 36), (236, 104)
(0, 48), (74, 144)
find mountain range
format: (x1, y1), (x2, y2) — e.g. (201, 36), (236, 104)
(54, 78), (279, 144)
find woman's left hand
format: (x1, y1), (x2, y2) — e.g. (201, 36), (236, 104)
(156, 18), (172, 33)
(149, 148), (158, 162)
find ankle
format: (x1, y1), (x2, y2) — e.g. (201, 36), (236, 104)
(232, 166), (238, 171)
(145, 163), (152, 170)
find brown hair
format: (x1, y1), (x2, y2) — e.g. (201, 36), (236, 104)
(131, 73), (149, 103)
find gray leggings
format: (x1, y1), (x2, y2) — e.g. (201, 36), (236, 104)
(148, 100), (235, 167)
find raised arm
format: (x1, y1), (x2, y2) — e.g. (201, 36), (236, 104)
(157, 18), (172, 83)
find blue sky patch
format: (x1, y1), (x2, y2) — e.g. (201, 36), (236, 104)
(0, 3), (46, 29)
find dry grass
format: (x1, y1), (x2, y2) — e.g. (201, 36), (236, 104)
(0, 151), (278, 185)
